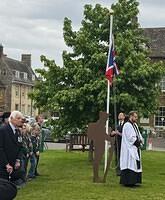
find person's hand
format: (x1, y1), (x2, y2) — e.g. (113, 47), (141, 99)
(116, 130), (122, 136)
(111, 131), (117, 136)
(6, 164), (13, 174)
(36, 151), (40, 156)
(29, 152), (33, 156)
(14, 159), (21, 170)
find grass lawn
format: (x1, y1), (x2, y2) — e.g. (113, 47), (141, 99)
(15, 150), (165, 200)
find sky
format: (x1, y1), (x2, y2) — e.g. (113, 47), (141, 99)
(0, 0), (165, 69)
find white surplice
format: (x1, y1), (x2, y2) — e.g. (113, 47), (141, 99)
(120, 122), (143, 173)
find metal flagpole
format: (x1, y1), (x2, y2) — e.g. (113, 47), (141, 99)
(113, 78), (117, 130)
(112, 34), (118, 131)
(113, 76), (119, 169)
(104, 9), (114, 172)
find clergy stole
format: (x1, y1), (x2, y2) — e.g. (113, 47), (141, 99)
(132, 123), (141, 169)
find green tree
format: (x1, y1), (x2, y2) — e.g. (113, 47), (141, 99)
(30, 0), (165, 137)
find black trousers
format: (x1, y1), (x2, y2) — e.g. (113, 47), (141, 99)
(115, 135), (122, 175)
(0, 178), (17, 200)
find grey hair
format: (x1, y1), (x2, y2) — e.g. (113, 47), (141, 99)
(9, 110), (23, 121)
(31, 122), (40, 129)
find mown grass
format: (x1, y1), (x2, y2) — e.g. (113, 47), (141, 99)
(16, 150), (165, 200)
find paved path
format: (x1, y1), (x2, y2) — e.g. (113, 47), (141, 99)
(152, 147), (165, 151)
(45, 142), (66, 150)
(45, 137), (165, 151)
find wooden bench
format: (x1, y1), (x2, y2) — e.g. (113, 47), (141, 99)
(66, 133), (93, 153)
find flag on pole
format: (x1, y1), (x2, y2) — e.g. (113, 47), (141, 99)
(105, 39), (119, 84)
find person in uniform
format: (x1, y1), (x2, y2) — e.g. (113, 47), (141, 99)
(0, 111), (24, 186)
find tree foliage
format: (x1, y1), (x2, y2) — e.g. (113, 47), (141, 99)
(30, 0), (165, 137)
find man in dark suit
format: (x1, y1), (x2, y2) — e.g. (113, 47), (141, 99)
(0, 111), (4, 127)
(115, 112), (125, 176)
(0, 111), (24, 184)
(0, 178), (17, 200)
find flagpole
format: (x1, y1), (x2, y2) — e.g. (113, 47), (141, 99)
(113, 77), (117, 130)
(104, 9), (114, 172)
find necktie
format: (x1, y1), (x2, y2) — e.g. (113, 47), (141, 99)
(15, 129), (19, 141)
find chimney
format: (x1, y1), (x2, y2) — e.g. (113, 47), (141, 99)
(21, 54), (31, 67)
(0, 44), (3, 57)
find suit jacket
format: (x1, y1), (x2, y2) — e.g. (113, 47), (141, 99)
(115, 121), (124, 149)
(117, 121), (125, 133)
(0, 124), (23, 168)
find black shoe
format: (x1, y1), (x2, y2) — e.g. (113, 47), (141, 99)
(116, 172), (121, 176)
(35, 172), (40, 176)
(27, 175), (36, 181)
(13, 179), (26, 189)
(116, 170), (121, 176)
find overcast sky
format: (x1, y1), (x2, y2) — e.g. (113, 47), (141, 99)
(0, 0), (165, 69)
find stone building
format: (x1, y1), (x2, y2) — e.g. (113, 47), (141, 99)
(140, 28), (165, 135)
(0, 44), (37, 116)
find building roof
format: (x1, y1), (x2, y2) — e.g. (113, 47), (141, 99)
(143, 27), (165, 58)
(0, 46), (36, 85)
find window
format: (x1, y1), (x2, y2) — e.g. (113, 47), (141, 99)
(15, 104), (19, 110)
(27, 87), (32, 99)
(32, 75), (35, 81)
(160, 77), (165, 92)
(24, 73), (28, 80)
(0, 89), (4, 101)
(22, 87), (25, 98)
(22, 104), (25, 114)
(15, 71), (20, 78)
(15, 86), (19, 97)
(0, 89), (3, 98)
(1, 69), (7, 76)
(28, 105), (31, 115)
(155, 107), (165, 127)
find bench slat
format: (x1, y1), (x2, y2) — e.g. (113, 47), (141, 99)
(66, 134), (93, 152)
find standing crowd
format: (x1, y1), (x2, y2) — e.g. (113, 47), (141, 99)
(0, 111), (44, 200)
(0, 109), (144, 199)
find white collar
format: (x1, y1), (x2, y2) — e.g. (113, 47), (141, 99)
(9, 122), (17, 134)
(119, 121), (124, 125)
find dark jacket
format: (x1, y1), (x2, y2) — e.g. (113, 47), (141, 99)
(115, 122), (124, 147)
(31, 135), (40, 153)
(0, 124), (23, 168)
